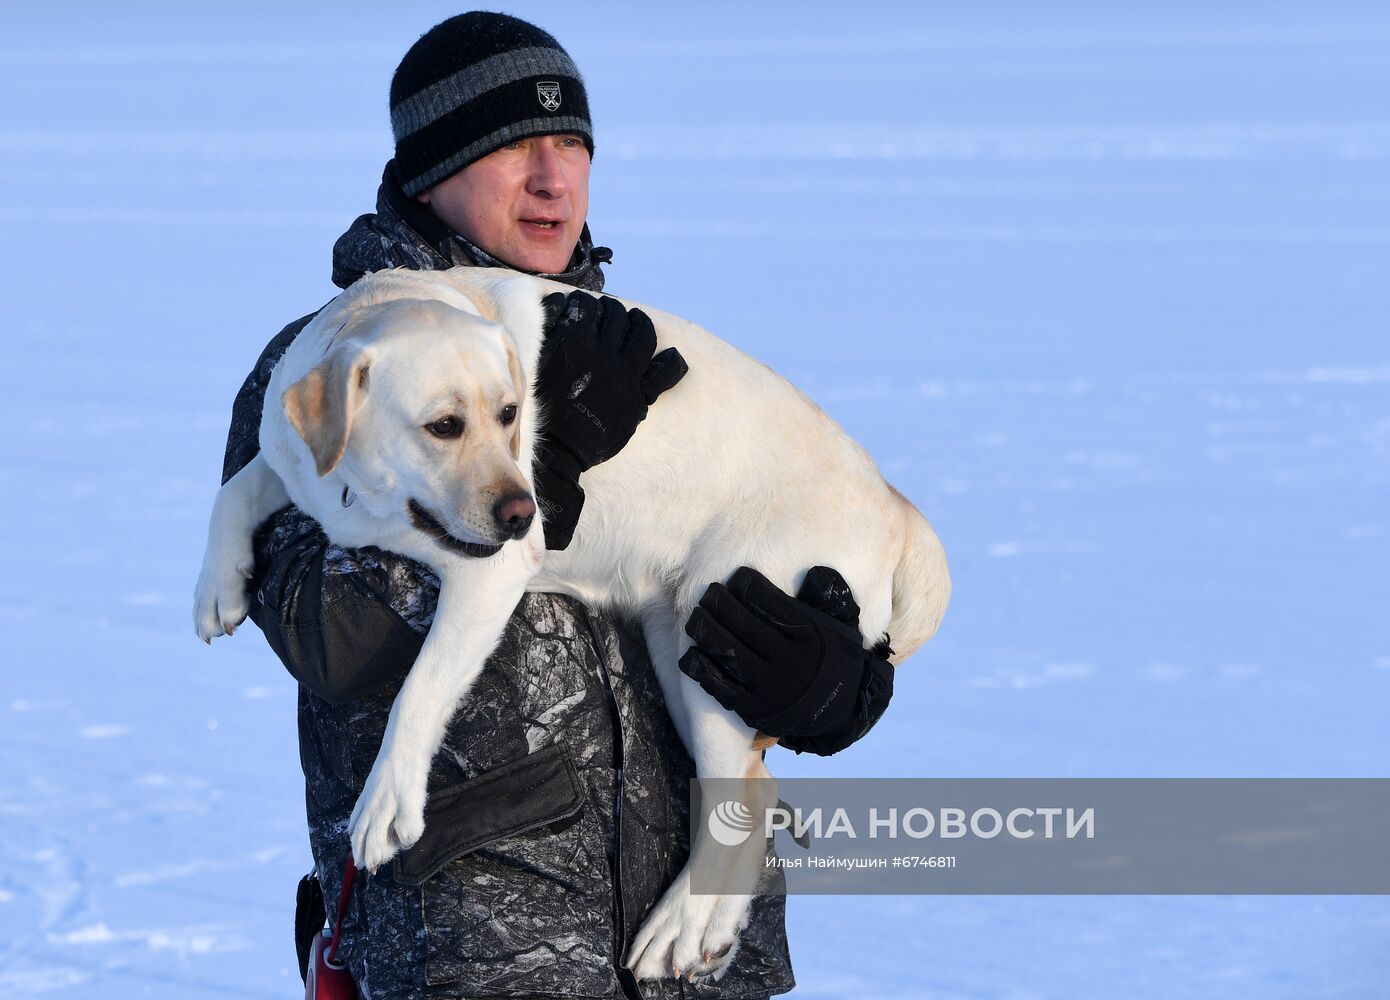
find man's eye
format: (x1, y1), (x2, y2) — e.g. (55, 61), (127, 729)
(426, 416), (464, 439)
(499, 404), (517, 426)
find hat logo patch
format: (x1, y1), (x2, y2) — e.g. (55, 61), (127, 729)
(537, 81), (562, 112)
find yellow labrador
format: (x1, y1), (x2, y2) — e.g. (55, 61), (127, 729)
(193, 266), (950, 981)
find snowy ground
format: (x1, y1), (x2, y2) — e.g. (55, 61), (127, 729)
(2, 2), (1388, 996)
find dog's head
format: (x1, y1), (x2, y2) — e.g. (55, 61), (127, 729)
(281, 297), (534, 557)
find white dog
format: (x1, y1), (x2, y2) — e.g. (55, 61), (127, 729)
(193, 266), (950, 981)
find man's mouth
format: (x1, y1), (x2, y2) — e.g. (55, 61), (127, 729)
(521, 218), (563, 231)
(407, 499), (502, 558)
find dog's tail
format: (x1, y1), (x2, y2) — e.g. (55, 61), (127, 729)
(885, 494), (951, 665)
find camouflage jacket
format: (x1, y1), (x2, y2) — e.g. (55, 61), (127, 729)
(221, 163), (795, 1000)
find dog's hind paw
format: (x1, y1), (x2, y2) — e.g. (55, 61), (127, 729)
(624, 869), (690, 981)
(687, 893), (749, 979)
(624, 873), (750, 982)
(349, 762), (426, 873)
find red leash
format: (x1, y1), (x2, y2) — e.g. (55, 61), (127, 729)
(306, 855), (359, 998)
(327, 858), (357, 965)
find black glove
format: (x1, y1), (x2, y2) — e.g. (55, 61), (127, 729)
(679, 566), (895, 756)
(533, 291), (687, 549)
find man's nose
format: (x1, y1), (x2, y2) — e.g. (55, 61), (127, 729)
(493, 491), (536, 539)
(525, 143), (569, 198)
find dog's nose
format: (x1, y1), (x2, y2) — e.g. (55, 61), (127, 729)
(493, 493), (536, 539)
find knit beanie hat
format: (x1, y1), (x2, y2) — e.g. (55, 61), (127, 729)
(390, 12), (593, 197)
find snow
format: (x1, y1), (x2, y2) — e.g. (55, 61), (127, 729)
(2, 1), (1387, 995)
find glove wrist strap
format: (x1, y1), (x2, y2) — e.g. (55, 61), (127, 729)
(778, 651), (894, 756)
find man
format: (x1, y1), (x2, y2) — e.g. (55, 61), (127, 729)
(221, 12), (895, 999)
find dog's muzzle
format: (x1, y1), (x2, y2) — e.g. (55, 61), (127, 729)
(407, 499), (504, 558)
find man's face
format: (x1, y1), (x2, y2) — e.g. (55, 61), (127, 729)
(417, 134), (591, 275)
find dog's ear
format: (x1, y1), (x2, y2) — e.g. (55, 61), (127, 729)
(282, 342), (371, 477)
(504, 337), (526, 460)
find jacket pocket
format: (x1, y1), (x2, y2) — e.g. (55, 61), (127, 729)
(395, 745), (621, 997)
(393, 743), (584, 885)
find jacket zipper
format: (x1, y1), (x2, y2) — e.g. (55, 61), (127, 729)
(580, 610), (643, 1000)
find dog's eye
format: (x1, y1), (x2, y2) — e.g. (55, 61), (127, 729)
(426, 416), (464, 439)
(499, 404), (517, 426)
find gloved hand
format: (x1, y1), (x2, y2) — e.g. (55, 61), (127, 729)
(679, 566), (895, 756)
(533, 291), (687, 549)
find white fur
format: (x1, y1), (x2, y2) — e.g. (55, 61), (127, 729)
(192, 266), (950, 982)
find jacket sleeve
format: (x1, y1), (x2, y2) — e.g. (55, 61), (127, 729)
(222, 311), (438, 705)
(246, 508), (438, 704)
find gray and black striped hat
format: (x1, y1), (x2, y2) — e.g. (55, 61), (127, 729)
(389, 12), (593, 197)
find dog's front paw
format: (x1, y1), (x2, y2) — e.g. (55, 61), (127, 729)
(191, 544), (255, 642)
(349, 761), (427, 872)
(624, 872), (751, 983)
